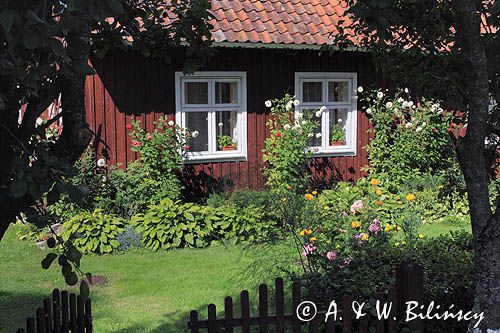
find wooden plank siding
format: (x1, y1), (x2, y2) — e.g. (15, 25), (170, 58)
(86, 47), (379, 199)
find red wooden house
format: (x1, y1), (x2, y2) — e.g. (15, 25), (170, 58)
(85, 0), (382, 197)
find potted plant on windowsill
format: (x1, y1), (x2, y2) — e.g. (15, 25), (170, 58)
(330, 122), (345, 146)
(217, 135), (237, 151)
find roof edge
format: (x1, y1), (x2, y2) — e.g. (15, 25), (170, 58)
(213, 41), (365, 52)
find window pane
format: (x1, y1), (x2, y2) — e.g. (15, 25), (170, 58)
(216, 111), (238, 151)
(329, 108), (347, 146)
(185, 82), (208, 104)
(328, 81), (349, 102)
(302, 82), (322, 102)
(304, 109), (322, 147)
(215, 82), (238, 104)
(185, 112), (209, 152)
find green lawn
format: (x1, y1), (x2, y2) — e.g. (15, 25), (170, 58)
(0, 219), (470, 333)
(0, 225), (297, 333)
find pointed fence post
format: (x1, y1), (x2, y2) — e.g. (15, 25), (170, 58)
(396, 261), (424, 333)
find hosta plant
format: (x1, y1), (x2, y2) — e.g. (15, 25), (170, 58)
(62, 209), (125, 254)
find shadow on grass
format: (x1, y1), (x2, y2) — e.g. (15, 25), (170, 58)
(0, 290), (49, 332)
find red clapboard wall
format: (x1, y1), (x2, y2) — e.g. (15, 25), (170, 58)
(85, 47), (379, 198)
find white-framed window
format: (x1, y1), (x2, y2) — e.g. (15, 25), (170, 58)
(295, 72), (358, 156)
(175, 71), (247, 162)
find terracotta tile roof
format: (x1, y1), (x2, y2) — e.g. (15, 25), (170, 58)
(207, 0), (349, 46)
(161, 1), (348, 46)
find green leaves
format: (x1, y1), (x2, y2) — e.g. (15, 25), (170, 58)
(41, 253), (58, 269)
(10, 178), (28, 198)
(22, 29), (44, 49)
(0, 9), (19, 33)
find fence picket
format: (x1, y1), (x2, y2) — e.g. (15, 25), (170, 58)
(53, 289), (61, 333)
(342, 295), (352, 333)
(26, 317), (35, 333)
(308, 287), (319, 333)
(189, 310), (199, 333)
(77, 295), (85, 331)
(376, 292), (385, 333)
(43, 298), (52, 332)
(275, 278), (285, 333)
(359, 316), (369, 333)
(61, 291), (69, 333)
(291, 281), (301, 333)
(388, 287), (397, 332)
(325, 291), (336, 333)
(69, 293), (77, 332)
(85, 299), (93, 332)
(36, 308), (44, 333)
(258, 283), (269, 333)
(207, 303), (217, 333)
(224, 297), (234, 333)
(240, 290), (250, 333)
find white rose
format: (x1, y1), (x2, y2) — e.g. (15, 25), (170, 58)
(405, 122), (412, 128)
(320, 106), (327, 113)
(168, 120), (175, 126)
(416, 127), (423, 132)
(315, 132), (322, 139)
(294, 99), (300, 106)
(338, 118), (343, 123)
(366, 108), (372, 114)
(421, 122), (427, 127)
(357, 86), (364, 93)
(265, 100), (272, 108)
(404, 87), (409, 93)
(36, 117), (43, 127)
(308, 133), (314, 138)
(437, 109), (444, 115)
(398, 97), (404, 103)
(218, 122), (223, 127)
(386, 102), (393, 108)
(301, 120), (307, 125)
(402, 101), (409, 108)
(284, 124), (291, 130)
(293, 124), (301, 129)
(192, 130), (199, 138)
(393, 108), (399, 113)
(285, 102), (293, 111)
(315, 110), (322, 118)
(408, 101), (414, 108)
(97, 158), (106, 167)
(296, 112), (303, 119)
(377, 91), (384, 99)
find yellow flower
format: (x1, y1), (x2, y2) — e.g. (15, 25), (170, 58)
(401, 241), (407, 245)
(336, 244), (341, 249)
(361, 233), (369, 241)
(287, 185), (292, 190)
(395, 242), (400, 247)
(370, 178), (380, 186)
(304, 193), (314, 201)
(281, 197), (287, 202)
(384, 224), (392, 232)
(306, 229), (313, 235)
(397, 201), (403, 205)
(323, 206), (330, 211)
(376, 189), (383, 195)
(310, 237), (317, 243)
(406, 193), (416, 202)
(418, 233), (424, 239)
(312, 190), (318, 195)
(299, 229), (307, 237)
(396, 195), (401, 200)
(351, 221), (361, 229)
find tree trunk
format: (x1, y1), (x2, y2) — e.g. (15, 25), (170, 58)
(452, 0), (500, 331)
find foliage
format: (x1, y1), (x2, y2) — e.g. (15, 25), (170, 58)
(216, 134), (236, 148)
(361, 89), (457, 183)
(131, 198), (281, 251)
(329, 122), (345, 143)
(262, 95), (319, 193)
(62, 209), (124, 254)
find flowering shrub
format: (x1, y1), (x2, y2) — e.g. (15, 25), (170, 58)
(262, 94), (319, 193)
(128, 116), (191, 201)
(276, 178), (429, 274)
(361, 88), (457, 184)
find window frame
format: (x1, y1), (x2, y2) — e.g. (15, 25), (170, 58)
(295, 72), (358, 156)
(175, 71), (247, 163)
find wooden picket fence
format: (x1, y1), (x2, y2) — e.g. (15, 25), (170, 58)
(16, 289), (92, 333)
(188, 261), (424, 332)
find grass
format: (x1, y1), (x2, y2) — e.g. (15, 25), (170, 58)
(0, 225), (297, 333)
(0, 217), (470, 333)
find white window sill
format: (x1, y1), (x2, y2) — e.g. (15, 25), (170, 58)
(311, 147), (357, 157)
(183, 153), (247, 164)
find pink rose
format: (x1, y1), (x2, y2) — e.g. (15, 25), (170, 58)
(368, 219), (381, 233)
(350, 200), (364, 214)
(326, 251), (337, 261)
